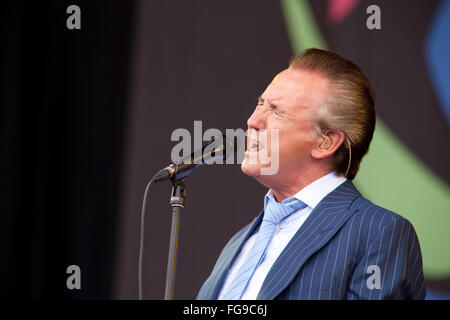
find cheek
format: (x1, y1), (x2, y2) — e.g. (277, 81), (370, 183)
(278, 130), (313, 158)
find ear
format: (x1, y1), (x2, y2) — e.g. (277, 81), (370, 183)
(311, 129), (345, 160)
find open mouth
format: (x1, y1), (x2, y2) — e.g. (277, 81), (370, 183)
(247, 130), (264, 152)
(248, 139), (259, 151)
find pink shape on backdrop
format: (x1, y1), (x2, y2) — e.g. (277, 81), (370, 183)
(327, 0), (361, 24)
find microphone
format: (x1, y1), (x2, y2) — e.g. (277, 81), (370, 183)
(153, 135), (237, 182)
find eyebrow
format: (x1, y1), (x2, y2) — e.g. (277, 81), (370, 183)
(258, 95), (280, 109)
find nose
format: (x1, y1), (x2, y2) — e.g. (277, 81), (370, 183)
(247, 106), (266, 129)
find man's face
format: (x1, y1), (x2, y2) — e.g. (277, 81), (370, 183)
(241, 68), (331, 189)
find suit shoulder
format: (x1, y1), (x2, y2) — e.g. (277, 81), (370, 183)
(350, 196), (415, 234)
(346, 196), (422, 272)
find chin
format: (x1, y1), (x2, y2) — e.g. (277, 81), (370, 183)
(240, 161), (261, 177)
(241, 160), (278, 187)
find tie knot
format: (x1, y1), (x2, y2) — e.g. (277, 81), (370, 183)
(263, 195), (306, 225)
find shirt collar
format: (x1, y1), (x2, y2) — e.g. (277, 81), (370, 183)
(264, 171), (347, 210)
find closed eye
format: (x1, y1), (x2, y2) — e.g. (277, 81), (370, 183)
(271, 104), (282, 115)
(257, 96), (284, 117)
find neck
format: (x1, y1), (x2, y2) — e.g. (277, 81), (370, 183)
(266, 168), (334, 203)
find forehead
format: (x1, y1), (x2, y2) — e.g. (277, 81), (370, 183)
(262, 68), (331, 111)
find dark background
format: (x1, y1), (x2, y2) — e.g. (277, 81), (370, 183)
(1, 0), (448, 299)
(1, 0), (134, 298)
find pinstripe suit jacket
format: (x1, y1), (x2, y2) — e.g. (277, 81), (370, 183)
(197, 181), (426, 300)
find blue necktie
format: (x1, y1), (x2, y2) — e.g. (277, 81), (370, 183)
(221, 196), (307, 300)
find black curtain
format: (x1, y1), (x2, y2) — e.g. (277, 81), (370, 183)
(0, 0), (135, 299)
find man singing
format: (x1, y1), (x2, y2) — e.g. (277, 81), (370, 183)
(197, 48), (426, 300)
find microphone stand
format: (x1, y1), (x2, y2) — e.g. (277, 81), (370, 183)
(164, 177), (186, 300)
(159, 136), (232, 299)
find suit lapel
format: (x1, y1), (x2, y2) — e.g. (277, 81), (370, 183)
(257, 180), (361, 300)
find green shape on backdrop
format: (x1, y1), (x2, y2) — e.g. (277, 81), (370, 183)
(280, 0), (450, 278)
